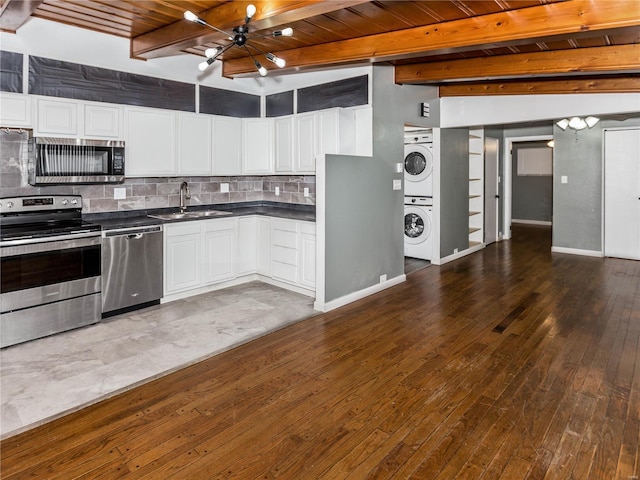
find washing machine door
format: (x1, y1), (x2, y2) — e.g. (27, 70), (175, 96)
(404, 144), (433, 183)
(404, 206), (432, 245)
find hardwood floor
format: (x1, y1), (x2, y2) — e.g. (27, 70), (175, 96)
(2, 225), (639, 479)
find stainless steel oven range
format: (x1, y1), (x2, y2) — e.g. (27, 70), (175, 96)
(0, 195), (102, 348)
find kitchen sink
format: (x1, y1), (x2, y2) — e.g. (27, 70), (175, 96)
(148, 210), (232, 221)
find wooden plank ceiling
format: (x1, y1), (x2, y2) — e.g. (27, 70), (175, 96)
(1, 0), (639, 95)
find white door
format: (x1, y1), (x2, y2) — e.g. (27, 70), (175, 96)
(485, 137), (499, 245)
(604, 128), (640, 260)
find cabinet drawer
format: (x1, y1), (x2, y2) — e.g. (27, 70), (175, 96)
(272, 229), (297, 248)
(165, 221), (201, 236)
(203, 218), (236, 232)
(272, 245), (297, 265)
(272, 261), (297, 283)
(299, 222), (315, 235)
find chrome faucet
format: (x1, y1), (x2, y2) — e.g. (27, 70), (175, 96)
(179, 181), (191, 212)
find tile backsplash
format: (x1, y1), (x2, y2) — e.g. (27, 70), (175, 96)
(0, 131), (315, 213)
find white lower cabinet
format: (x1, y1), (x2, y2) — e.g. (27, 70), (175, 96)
(237, 217), (258, 276)
(164, 218), (238, 296)
(164, 215), (314, 298)
(257, 217), (271, 276)
(270, 218), (315, 290)
(164, 221), (202, 294)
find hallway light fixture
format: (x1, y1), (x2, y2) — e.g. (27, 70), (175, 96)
(184, 5), (293, 76)
(556, 116), (600, 131)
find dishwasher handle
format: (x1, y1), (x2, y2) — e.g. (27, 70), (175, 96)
(103, 225), (162, 238)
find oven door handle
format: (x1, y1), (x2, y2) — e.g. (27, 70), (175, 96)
(0, 233), (101, 257)
(0, 231), (101, 248)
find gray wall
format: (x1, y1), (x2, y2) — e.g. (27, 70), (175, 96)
(552, 116), (640, 252)
(323, 65), (403, 302)
(322, 65), (439, 303)
(439, 128), (470, 257)
(512, 142), (553, 222)
(553, 125), (602, 251)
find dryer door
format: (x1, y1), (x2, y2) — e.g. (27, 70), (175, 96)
(404, 144), (433, 183)
(404, 206), (432, 245)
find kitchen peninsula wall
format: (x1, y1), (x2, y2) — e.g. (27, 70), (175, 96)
(0, 131), (314, 212)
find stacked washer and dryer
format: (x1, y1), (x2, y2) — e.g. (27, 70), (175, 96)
(404, 130), (434, 261)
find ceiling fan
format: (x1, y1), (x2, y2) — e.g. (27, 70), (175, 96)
(184, 4), (293, 76)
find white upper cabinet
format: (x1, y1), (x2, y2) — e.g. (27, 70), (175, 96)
(295, 113), (317, 173)
(274, 115), (294, 173)
(36, 98), (78, 136)
(242, 118), (273, 174)
(83, 103), (122, 139)
(212, 116), (242, 175)
(354, 105), (373, 157)
(0, 92), (32, 128)
(125, 106), (176, 177)
(317, 107), (356, 155)
(177, 112), (212, 175)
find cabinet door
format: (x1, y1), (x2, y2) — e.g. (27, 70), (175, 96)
(317, 108), (355, 155)
(274, 116), (294, 173)
(0, 93), (32, 128)
(295, 113), (316, 173)
(125, 107), (176, 177)
(257, 216), (271, 276)
(178, 113), (212, 175)
(84, 103), (122, 139)
(238, 216), (257, 275)
(203, 219), (237, 284)
(165, 223), (202, 294)
(36, 98), (77, 136)
(299, 222), (316, 290)
(242, 118), (273, 174)
(212, 116), (242, 175)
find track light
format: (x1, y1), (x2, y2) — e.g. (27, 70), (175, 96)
(556, 118), (570, 130)
(184, 4), (292, 76)
(585, 116), (600, 128)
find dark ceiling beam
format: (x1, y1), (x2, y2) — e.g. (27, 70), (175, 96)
(395, 44), (640, 84)
(0, 0), (43, 32)
(438, 76), (640, 96)
(222, 0), (640, 77)
(131, 0), (370, 60)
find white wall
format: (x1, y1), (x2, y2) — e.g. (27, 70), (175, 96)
(1, 17), (371, 98)
(441, 94), (640, 128)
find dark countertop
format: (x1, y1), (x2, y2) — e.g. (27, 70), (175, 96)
(85, 201), (315, 230)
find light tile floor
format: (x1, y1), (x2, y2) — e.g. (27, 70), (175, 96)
(0, 281), (317, 439)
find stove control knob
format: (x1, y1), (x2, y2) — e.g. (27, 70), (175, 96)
(61, 199), (69, 206)
(411, 198), (416, 203)
(71, 198), (78, 205)
(6, 201), (13, 208)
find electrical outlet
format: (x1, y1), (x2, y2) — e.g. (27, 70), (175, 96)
(304, 187), (309, 197)
(275, 186), (280, 196)
(396, 163), (403, 173)
(454, 248), (458, 254)
(561, 176), (568, 184)
(220, 183), (229, 193)
(114, 187), (126, 200)
(380, 274), (387, 283)
(393, 179), (402, 190)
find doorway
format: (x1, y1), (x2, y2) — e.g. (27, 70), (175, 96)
(503, 135), (553, 240)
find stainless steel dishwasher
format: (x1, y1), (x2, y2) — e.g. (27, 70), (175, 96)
(101, 225), (163, 316)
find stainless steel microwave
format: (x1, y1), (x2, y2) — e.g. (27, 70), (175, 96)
(28, 137), (125, 185)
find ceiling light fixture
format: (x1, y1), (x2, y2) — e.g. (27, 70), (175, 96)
(184, 5), (293, 76)
(556, 116), (600, 131)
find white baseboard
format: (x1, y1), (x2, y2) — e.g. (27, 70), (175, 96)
(432, 243), (484, 265)
(551, 246), (603, 257)
(512, 219), (552, 226)
(314, 274), (406, 312)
